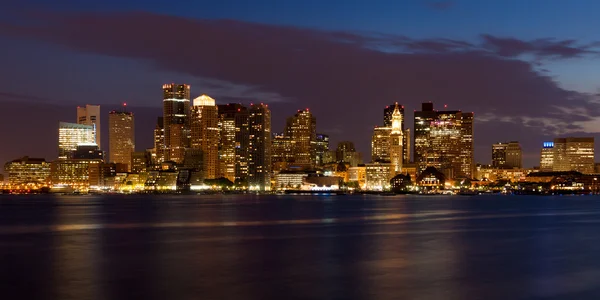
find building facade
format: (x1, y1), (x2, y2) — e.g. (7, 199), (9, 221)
(4, 157), (51, 185)
(413, 103), (474, 179)
(190, 95), (220, 179)
(285, 109), (316, 168)
(108, 108), (135, 171)
(272, 133), (294, 172)
(77, 104), (101, 147)
(58, 122), (96, 159)
(162, 83), (190, 162)
(314, 134), (330, 166)
(371, 127), (391, 162)
(247, 103), (272, 190)
(492, 141), (522, 169)
(217, 103), (249, 183)
(540, 141), (554, 172)
(552, 137), (594, 174)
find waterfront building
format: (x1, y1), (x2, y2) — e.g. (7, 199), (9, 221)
(162, 83), (191, 162)
(50, 159), (102, 191)
(247, 103), (272, 190)
(72, 144), (104, 160)
(153, 117), (165, 164)
(58, 122), (96, 159)
(272, 133), (294, 172)
(540, 142), (554, 172)
(77, 104), (101, 147)
(217, 103), (249, 183)
(492, 141), (522, 169)
(552, 137), (594, 174)
(108, 107), (135, 171)
(190, 95), (219, 178)
(348, 165), (367, 189)
(389, 103), (404, 174)
(413, 103), (474, 179)
(4, 157), (51, 186)
(285, 109), (316, 168)
(131, 151), (152, 174)
(365, 162), (393, 191)
(314, 134), (330, 166)
(371, 127), (391, 162)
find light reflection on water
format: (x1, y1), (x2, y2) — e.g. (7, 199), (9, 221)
(2, 194), (600, 300)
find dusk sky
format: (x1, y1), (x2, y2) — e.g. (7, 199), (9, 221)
(2, 0), (600, 169)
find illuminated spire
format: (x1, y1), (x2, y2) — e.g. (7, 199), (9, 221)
(391, 102), (402, 135)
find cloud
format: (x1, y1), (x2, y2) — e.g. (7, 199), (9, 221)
(425, 1), (456, 11)
(481, 34), (599, 59)
(0, 11), (600, 165)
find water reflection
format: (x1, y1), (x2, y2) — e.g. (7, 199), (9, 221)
(2, 194), (600, 300)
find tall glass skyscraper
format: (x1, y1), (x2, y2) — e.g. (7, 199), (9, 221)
(162, 83), (190, 163)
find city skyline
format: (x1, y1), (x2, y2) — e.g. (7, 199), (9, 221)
(4, 1), (600, 170)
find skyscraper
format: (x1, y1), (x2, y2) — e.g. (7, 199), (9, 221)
(153, 117), (165, 164)
(389, 103), (403, 173)
(285, 109), (316, 168)
(552, 137), (594, 173)
(272, 133), (294, 172)
(108, 106), (135, 171)
(413, 103), (474, 179)
(493, 141), (522, 168)
(492, 143), (508, 167)
(58, 122), (96, 159)
(217, 103), (249, 183)
(162, 83), (190, 162)
(314, 134), (330, 166)
(77, 105), (101, 147)
(247, 103), (271, 190)
(336, 141), (355, 162)
(371, 127), (391, 162)
(190, 95), (219, 179)
(414, 102), (437, 170)
(540, 142), (554, 172)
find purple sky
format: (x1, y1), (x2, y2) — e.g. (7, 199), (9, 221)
(2, 0), (600, 171)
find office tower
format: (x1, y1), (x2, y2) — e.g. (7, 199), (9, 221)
(285, 109), (316, 168)
(413, 102), (437, 169)
(77, 105), (101, 147)
(493, 141), (522, 168)
(540, 142), (554, 172)
(552, 137), (594, 173)
(413, 103), (474, 179)
(162, 83), (191, 162)
(314, 134), (330, 166)
(336, 141), (356, 162)
(404, 128), (411, 163)
(492, 143), (508, 167)
(217, 103), (249, 183)
(272, 133), (294, 172)
(131, 151), (151, 174)
(4, 157), (51, 186)
(384, 104), (410, 164)
(371, 127), (391, 162)
(51, 159), (102, 191)
(389, 103), (404, 173)
(58, 122), (96, 159)
(190, 95), (219, 179)
(73, 144), (104, 160)
(247, 103), (272, 190)
(506, 141), (522, 168)
(108, 106), (135, 171)
(153, 117), (165, 164)
(459, 112), (474, 177)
